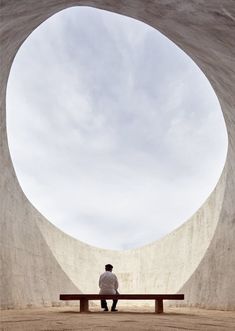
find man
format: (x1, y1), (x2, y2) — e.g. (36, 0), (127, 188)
(99, 264), (119, 312)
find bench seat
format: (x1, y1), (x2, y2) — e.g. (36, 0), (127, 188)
(60, 294), (184, 313)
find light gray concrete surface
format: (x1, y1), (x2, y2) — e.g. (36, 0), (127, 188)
(0, 0), (235, 310)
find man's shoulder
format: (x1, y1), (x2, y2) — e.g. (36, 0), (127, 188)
(100, 271), (118, 278)
(100, 272), (106, 277)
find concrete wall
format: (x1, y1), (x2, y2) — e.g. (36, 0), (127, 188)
(0, 0), (235, 310)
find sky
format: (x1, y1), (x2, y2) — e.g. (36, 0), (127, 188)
(6, 7), (228, 250)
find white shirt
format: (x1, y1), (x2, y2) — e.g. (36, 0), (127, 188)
(99, 271), (119, 294)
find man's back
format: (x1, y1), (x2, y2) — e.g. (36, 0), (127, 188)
(99, 271), (118, 294)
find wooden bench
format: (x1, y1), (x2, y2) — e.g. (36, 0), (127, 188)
(60, 294), (184, 313)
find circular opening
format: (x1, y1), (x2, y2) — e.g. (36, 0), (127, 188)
(6, 7), (228, 250)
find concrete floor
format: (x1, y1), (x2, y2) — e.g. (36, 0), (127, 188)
(1, 307), (235, 331)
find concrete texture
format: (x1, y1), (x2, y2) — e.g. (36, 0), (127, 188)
(1, 307), (235, 331)
(0, 0), (235, 310)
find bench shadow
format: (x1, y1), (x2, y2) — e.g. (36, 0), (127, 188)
(59, 310), (193, 317)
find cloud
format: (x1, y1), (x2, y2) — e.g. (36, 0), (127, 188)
(6, 7), (227, 250)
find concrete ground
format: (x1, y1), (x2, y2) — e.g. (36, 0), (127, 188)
(0, 306), (235, 331)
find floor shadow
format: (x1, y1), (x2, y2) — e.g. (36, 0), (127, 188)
(59, 310), (194, 317)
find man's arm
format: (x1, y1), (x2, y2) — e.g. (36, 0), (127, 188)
(99, 275), (102, 288)
(114, 275), (119, 290)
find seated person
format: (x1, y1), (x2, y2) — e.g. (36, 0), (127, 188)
(99, 264), (119, 312)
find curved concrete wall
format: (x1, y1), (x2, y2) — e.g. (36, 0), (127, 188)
(0, 0), (235, 310)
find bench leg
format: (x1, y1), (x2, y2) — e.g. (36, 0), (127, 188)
(155, 299), (163, 314)
(80, 299), (89, 313)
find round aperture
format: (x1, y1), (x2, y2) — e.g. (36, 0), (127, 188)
(6, 7), (227, 250)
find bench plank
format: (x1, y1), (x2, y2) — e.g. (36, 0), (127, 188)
(60, 294), (184, 300)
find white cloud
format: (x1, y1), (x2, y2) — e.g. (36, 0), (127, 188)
(6, 7), (227, 250)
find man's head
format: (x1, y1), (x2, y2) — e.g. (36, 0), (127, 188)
(105, 264), (113, 272)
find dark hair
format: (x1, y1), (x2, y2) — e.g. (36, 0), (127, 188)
(105, 264), (113, 271)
